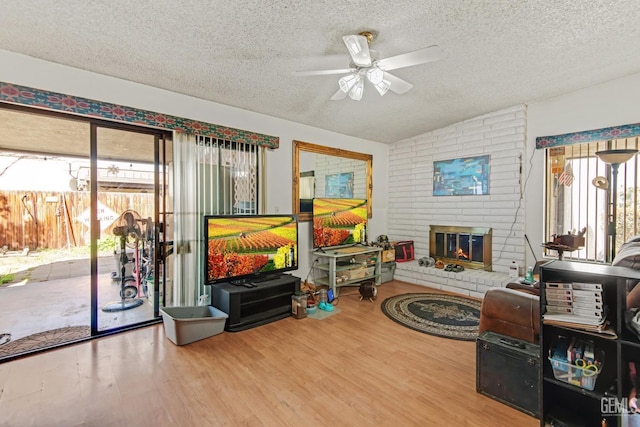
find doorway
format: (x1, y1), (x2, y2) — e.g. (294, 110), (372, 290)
(0, 106), (171, 360)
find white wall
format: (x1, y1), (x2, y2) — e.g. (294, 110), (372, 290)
(526, 71), (640, 268)
(388, 105), (527, 275)
(0, 49), (389, 281)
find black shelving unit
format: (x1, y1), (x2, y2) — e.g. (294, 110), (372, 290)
(539, 260), (640, 426)
(209, 274), (300, 332)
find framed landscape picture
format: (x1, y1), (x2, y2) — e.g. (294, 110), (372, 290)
(433, 155), (490, 196)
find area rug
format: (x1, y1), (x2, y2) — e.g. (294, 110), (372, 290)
(381, 293), (480, 341)
(0, 325), (90, 358)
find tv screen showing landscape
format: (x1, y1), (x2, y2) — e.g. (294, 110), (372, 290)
(204, 215), (298, 284)
(313, 198), (367, 248)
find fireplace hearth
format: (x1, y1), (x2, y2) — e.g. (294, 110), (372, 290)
(429, 225), (492, 271)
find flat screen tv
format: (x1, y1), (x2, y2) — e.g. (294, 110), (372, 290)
(313, 198), (367, 248)
(204, 215), (298, 285)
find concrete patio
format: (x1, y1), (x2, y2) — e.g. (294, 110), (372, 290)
(0, 251), (157, 347)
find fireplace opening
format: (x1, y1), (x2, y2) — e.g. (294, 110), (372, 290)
(430, 225), (492, 271)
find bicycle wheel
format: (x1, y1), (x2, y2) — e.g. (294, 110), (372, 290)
(120, 285), (138, 299)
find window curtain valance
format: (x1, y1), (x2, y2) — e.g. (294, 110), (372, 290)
(0, 81), (279, 148)
(536, 122), (640, 149)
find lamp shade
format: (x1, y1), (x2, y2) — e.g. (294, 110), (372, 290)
(338, 73), (360, 94)
(348, 77), (364, 101)
(373, 79), (391, 96)
(595, 149), (638, 165)
(366, 67), (384, 85)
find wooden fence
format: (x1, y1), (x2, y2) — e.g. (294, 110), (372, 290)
(0, 191), (154, 251)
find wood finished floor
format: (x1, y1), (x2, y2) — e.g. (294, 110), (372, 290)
(0, 280), (537, 427)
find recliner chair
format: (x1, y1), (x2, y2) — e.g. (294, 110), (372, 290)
(479, 283), (540, 344)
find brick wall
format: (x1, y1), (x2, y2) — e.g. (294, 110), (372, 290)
(314, 155), (367, 199)
(388, 105), (527, 297)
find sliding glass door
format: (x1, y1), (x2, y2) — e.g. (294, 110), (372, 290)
(94, 125), (162, 331)
(0, 106), (171, 359)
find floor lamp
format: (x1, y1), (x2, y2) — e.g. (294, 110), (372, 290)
(595, 148), (638, 262)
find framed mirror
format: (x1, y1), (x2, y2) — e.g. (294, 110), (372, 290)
(292, 140), (372, 222)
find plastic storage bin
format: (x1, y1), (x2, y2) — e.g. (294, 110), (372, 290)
(346, 267), (366, 280)
(381, 261), (396, 283)
(160, 306), (228, 345)
(548, 355), (603, 391)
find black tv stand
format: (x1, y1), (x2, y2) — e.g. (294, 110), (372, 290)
(230, 279), (255, 288)
(229, 274), (282, 288)
(209, 274), (300, 332)
(230, 278), (261, 288)
(249, 274), (280, 284)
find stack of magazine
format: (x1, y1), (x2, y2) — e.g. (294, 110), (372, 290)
(543, 282), (611, 336)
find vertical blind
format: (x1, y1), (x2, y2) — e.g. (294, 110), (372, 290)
(173, 132), (261, 306)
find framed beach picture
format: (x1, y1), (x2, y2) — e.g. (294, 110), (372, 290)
(325, 172), (354, 198)
(433, 155), (490, 196)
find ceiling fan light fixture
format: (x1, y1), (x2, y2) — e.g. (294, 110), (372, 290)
(295, 31), (441, 101)
(366, 66), (384, 85)
(344, 35), (362, 55)
(373, 79), (391, 96)
(348, 77), (364, 101)
(338, 73), (359, 93)
(342, 34), (372, 67)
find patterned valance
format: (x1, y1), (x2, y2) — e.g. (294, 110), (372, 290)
(0, 82), (279, 148)
(536, 122), (640, 149)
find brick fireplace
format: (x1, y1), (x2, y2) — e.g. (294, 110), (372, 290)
(429, 225), (493, 271)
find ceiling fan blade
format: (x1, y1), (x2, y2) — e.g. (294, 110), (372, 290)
(330, 88), (348, 101)
(342, 34), (372, 67)
(293, 68), (355, 76)
(384, 72), (413, 94)
(377, 45), (443, 71)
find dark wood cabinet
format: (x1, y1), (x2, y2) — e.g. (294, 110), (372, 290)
(477, 331), (540, 417)
(539, 260), (640, 426)
(209, 274), (300, 332)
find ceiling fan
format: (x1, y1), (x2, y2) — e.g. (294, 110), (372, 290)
(293, 31), (443, 101)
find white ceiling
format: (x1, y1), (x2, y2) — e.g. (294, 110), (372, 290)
(1, 1), (640, 144)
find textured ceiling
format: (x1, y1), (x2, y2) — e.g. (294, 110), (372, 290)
(1, 1), (640, 144)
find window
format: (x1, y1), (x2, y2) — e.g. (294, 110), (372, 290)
(195, 136), (259, 215)
(545, 138), (639, 262)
